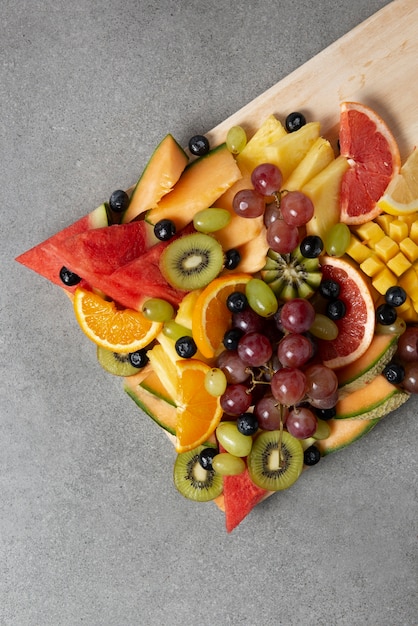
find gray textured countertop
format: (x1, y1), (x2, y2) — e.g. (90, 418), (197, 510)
(2, 1), (417, 624)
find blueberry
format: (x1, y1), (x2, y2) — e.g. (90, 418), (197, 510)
(198, 447), (218, 470)
(109, 189), (130, 213)
(59, 266), (81, 286)
(376, 303), (397, 325)
(303, 445), (321, 466)
(154, 219), (176, 241)
(383, 362), (405, 384)
(319, 279), (340, 300)
(385, 286), (407, 308)
(129, 349), (149, 369)
(226, 291), (248, 313)
(314, 406), (336, 421)
(300, 235), (324, 258)
(236, 412), (259, 436)
(223, 328), (244, 351)
(175, 336), (197, 358)
(326, 299), (346, 320)
(188, 134), (210, 157)
(225, 248), (241, 270)
(285, 112), (306, 133)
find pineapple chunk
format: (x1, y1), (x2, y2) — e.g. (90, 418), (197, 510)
(263, 122), (321, 180)
(235, 115), (287, 173)
(284, 136), (335, 190)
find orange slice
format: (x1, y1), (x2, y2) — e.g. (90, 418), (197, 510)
(73, 287), (162, 352)
(317, 256), (375, 369)
(191, 273), (252, 359)
(339, 102), (401, 225)
(175, 359), (223, 453)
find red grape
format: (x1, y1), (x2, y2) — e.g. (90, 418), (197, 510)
(251, 163), (283, 196)
(271, 367), (307, 406)
(220, 383), (253, 415)
(233, 189), (265, 218)
(216, 350), (250, 384)
(397, 327), (418, 362)
(280, 190), (314, 227)
(277, 333), (314, 368)
(305, 364), (338, 399)
(402, 362), (418, 393)
(266, 219), (299, 254)
(255, 394), (288, 430)
(286, 407), (318, 439)
(280, 298), (316, 333)
(237, 332), (273, 367)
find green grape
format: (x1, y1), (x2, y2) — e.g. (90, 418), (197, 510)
(216, 422), (253, 457)
(204, 367), (227, 397)
(375, 317), (406, 335)
(193, 208), (231, 233)
(245, 278), (278, 317)
(212, 452), (246, 476)
(142, 298), (175, 322)
(226, 125), (247, 154)
(325, 223), (351, 257)
(313, 418), (332, 440)
(309, 313), (339, 340)
(162, 320), (191, 341)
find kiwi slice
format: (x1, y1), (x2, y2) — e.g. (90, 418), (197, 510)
(96, 345), (148, 377)
(173, 445), (223, 502)
(160, 232), (224, 290)
(261, 245), (322, 301)
(247, 430), (303, 491)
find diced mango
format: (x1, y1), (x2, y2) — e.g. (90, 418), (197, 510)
(355, 222), (385, 248)
(374, 236), (399, 262)
(372, 267), (397, 294)
(387, 252), (412, 276)
(400, 237), (418, 263)
(409, 220), (418, 243)
(399, 267), (418, 301)
(346, 235), (372, 263)
(375, 214), (393, 234)
(360, 254), (385, 277)
(389, 219), (409, 243)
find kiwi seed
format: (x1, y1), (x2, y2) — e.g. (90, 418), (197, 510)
(96, 345), (148, 377)
(247, 430), (303, 491)
(173, 445), (223, 502)
(160, 232), (224, 290)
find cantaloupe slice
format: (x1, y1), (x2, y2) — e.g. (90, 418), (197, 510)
(335, 374), (409, 420)
(146, 144), (242, 230)
(235, 225), (269, 273)
(337, 333), (399, 393)
(316, 418), (380, 455)
(138, 370), (176, 406)
(122, 134), (189, 223)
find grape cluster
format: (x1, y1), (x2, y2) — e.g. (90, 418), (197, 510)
(232, 163), (315, 255)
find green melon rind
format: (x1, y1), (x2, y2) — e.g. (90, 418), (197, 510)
(124, 380), (177, 435)
(335, 388), (410, 420)
(338, 335), (399, 394)
(138, 378), (177, 406)
(316, 418), (381, 456)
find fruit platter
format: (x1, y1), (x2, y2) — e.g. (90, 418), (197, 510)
(15, 1), (418, 532)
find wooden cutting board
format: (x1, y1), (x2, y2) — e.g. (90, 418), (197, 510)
(206, 0), (418, 161)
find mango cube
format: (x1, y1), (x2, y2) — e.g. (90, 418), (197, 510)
(389, 220), (409, 243)
(374, 236), (399, 262)
(409, 220), (418, 243)
(360, 254), (385, 277)
(355, 222), (385, 248)
(387, 252), (412, 276)
(400, 237), (418, 263)
(376, 214), (393, 234)
(372, 267), (397, 294)
(346, 235), (372, 263)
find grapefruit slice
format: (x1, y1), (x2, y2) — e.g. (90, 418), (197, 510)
(339, 102), (401, 225)
(317, 256), (375, 369)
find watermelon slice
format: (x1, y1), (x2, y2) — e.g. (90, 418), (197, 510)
(15, 203), (109, 292)
(49, 220), (156, 279)
(101, 240), (188, 308)
(222, 466), (269, 533)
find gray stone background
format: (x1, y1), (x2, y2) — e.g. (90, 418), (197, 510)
(2, 1), (417, 624)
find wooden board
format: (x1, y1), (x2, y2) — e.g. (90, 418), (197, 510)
(205, 0), (418, 161)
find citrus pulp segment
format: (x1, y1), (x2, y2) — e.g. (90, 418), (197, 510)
(191, 274), (253, 359)
(175, 359), (224, 453)
(339, 101), (401, 225)
(317, 256), (375, 369)
(73, 287), (162, 353)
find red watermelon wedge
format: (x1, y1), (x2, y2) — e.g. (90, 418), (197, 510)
(223, 469), (269, 532)
(49, 220), (156, 279)
(15, 203), (109, 292)
(101, 239), (188, 308)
